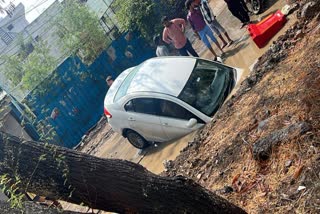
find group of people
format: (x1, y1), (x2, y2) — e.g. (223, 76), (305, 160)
(155, 0), (252, 61)
(108, 0), (252, 86)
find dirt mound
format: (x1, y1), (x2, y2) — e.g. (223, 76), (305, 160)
(162, 2), (320, 213)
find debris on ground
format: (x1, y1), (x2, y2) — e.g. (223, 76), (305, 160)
(162, 0), (320, 213)
(75, 116), (113, 155)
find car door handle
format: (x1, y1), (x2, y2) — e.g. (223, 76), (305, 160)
(128, 117), (135, 121)
(162, 122), (168, 126)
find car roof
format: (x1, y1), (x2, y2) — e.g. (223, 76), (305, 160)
(127, 57), (197, 97)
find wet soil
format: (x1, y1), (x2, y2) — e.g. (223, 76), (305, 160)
(162, 1), (320, 213)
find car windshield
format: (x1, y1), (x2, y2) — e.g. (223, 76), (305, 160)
(178, 59), (235, 117)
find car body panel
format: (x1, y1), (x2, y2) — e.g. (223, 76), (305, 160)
(159, 116), (204, 140)
(104, 57), (243, 144)
(126, 111), (167, 142)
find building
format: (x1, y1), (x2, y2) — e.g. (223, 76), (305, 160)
(0, 3), (29, 48)
(87, 0), (120, 40)
(0, 1), (65, 101)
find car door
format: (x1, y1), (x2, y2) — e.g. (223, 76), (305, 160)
(124, 98), (168, 142)
(158, 99), (205, 141)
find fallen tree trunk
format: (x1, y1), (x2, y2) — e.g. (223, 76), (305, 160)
(0, 132), (246, 213)
(252, 122), (310, 161)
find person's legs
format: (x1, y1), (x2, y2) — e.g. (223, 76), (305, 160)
(211, 20), (233, 44)
(209, 22), (227, 48)
(218, 35), (227, 48)
(239, 5), (250, 23)
(184, 39), (199, 57)
(204, 25), (224, 54)
(235, 1), (250, 24)
(198, 27), (218, 58)
(209, 22), (222, 36)
(224, 32), (233, 45)
(211, 20), (226, 34)
(178, 46), (189, 56)
(228, 5), (246, 23)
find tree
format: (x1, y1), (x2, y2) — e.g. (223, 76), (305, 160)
(54, 0), (110, 64)
(1, 55), (24, 86)
(113, 0), (159, 41)
(0, 132), (247, 213)
(1, 40), (56, 90)
(21, 41), (56, 90)
(113, 0), (187, 41)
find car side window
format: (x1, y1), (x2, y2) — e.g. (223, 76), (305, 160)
(159, 99), (205, 123)
(124, 100), (134, 112)
(124, 98), (159, 115)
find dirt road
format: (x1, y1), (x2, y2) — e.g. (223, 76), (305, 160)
(78, 0), (296, 175)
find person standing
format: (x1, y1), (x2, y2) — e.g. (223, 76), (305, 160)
(224, 0), (250, 28)
(195, 0), (233, 48)
(153, 35), (170, 57)
(186, 0), (224, 60)
(106, 76), (114, 87)
(162, 16), (199, 57)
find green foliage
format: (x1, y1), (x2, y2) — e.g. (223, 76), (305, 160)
(113, 0), (159, 41)
(0, 174), (24, 209)
(113, 0), (188, 41)
(2, 40), (56, 90)
(2, 55), (24, 86)
(162, 0), (188, 19)
(55, 0), (110, 64)
(21, 41), (56, 90)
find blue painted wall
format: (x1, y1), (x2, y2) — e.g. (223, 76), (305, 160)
(24, 33), (155, 148)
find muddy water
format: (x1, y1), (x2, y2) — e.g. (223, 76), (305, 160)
(85, 0), (297, 175)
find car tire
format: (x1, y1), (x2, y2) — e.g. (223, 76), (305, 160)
(250, 0), (262, 15)
(126, 130), (149, 149)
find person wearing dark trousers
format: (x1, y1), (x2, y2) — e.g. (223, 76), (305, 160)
(224, 0), (250, 28)
(162, 16), (199, 57)
(178, 39), (199, 56)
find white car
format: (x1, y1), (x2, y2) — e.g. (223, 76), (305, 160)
(104, 57), (242, 149)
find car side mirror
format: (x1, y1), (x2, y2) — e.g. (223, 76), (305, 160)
(186, 118), (197, 128)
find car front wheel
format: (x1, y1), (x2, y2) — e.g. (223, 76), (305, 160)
(250, 0), (262, 14)
(126, 130), (149, 149)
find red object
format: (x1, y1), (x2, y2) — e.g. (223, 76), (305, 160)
(104, 107), (112, 118)
(248, 10), (287, 48)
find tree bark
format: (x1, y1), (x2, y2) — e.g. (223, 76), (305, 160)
(0, 132), (246, 214)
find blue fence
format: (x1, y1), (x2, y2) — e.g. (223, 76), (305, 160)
(24, 33), (155, 148)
